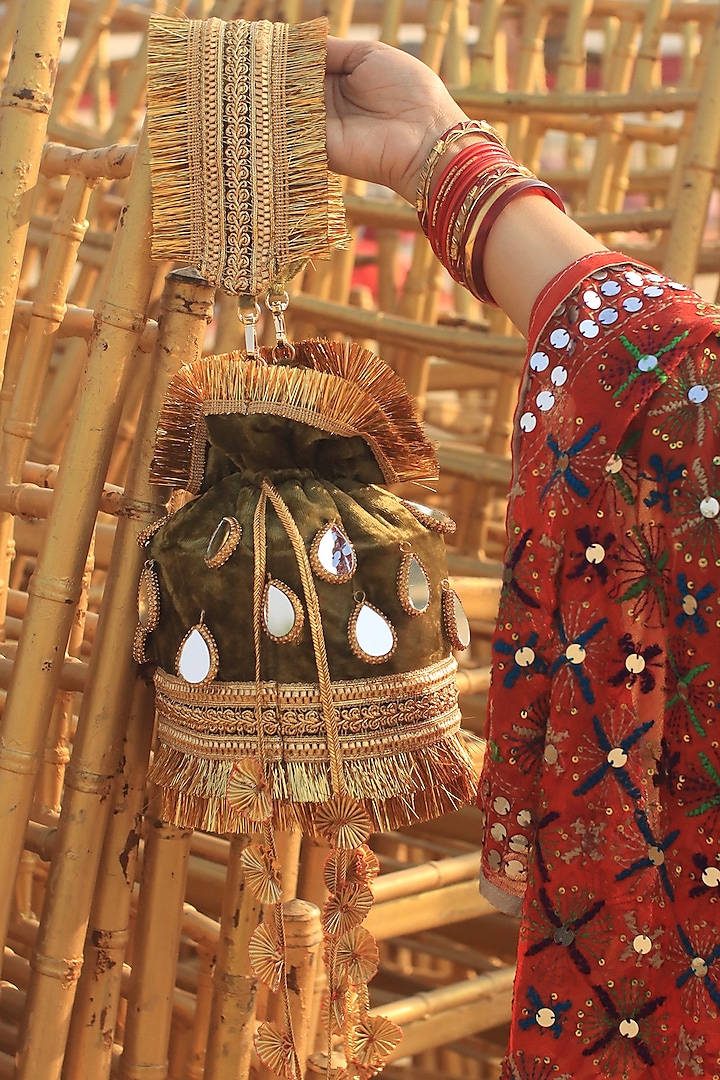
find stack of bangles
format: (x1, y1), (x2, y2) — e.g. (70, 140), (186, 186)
(416, 119), (566, 305)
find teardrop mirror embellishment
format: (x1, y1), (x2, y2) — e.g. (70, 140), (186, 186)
(176, 616), (219, 684)
(441, 581), (470, 650)
(263, 579), (304, 644)
(136, 514), (171, 548)
(204, 516), (242, 568)
(132, 560), (160, 662)
(397, 551), (431, 616)
(310, 521), (357, 583)
(401, 499), (456, 535)
(348, 594), (396, 664)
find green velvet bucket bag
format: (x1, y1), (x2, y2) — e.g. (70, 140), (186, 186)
(135, 339), (478, 840)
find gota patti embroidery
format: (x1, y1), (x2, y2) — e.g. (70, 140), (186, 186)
(146, 17), (349, 295)
(479, 253), (720, 1078)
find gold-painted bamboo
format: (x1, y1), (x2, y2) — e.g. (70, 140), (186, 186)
(503, 0), (551, 156)
(180, 941), (214, 1079)
(119, 818), (193, 1080)
(259, 901), (323, 1078)
(454, 85), (698, 116)
(0, 475), (128, 521)
(32, 538), (93, 820)
(203, 835), (262, 1080)
(379, 0), (403, 46)
(0, 0), (22, 87)
(52, 0), (122, 125)
(60, 267), (216, 1080)
(605, 0), (674, 216)
(663, 16), (720, 282)
(0, 125), (155, 968)
(0, 653), (87, 695)
(324, 0), (356, 38)
(287, 296), (526, 372)
(371, 852), (481, 905)
(341, 193), (676, 240)
(370, 966), (516, 1061)
(521, 0), (594, 177)
(584, 14), (640, 214)
(445, 0), (470, 90)
(469, 0), (505, 90)
(366, 880), (491, 941)
(59, 686), (154, 1080)
(41, 141), (136, 181)
(0, 0), (71, 374)
(0, 173), (95, 662)
(389, 0), (454, 401)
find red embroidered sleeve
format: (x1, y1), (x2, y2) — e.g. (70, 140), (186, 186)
(478, 253), (720, 1077)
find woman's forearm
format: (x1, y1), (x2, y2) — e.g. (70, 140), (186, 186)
(483, 195), (605, 334)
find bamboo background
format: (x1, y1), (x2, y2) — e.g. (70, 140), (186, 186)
(0, 1), (718, 1077)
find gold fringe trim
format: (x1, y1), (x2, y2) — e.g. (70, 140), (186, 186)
(146, 15), (350, 293)
(148, 731), (479, 836)
(150, 344), (439, 491)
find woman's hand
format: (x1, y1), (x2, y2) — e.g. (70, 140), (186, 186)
(324, 37), (467, 203)
(325, 36), (603, 334)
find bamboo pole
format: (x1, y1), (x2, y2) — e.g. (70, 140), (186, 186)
(287, 296), (526, 373)
(324, 0), (356, 38)
(365, 880), (492, 941)
(52, 0), (122, 124)
(663, 17), (720, 282)
(203, 835), (262, 1080)
(59, 268), (215, 1080)
(584, 15), (639, 214)
(119, 818), (193, 1080)
(259, 901), (323, 1079)
(60, 683), (156, 1080)
(0, 0), (71, 374)
(0, 0), (22, 87)
(33, 538), (94, 819)
(341, 193), (675, 241)
(379, 0), (403, 46)
(469, 0), (505, 90)
(183, 944), (215, 1080)
(0, 124), (155, 971)
(390, 0), (454, 401)
(370, 966), (516, 1061)
(605, 0), (673, 216)
(453, 85), (698, 115)
(0, 173), (94, 649)
(371, 852), (481, 905)
(445, 0), (470, 90)
(41, 142), (136, 181)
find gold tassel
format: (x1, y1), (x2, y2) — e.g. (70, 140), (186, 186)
(150, 344), (439, 491)
(147, 728), (480, 835)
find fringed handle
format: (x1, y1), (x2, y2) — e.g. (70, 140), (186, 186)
(147, 15), (350, 294)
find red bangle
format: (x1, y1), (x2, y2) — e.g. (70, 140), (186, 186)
(426, 142), (511, 236)
(468, 181), (566, 304)
(415, 119), (508, 232)
(427, 146), (512, 265)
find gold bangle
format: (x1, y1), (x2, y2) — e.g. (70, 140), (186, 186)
(415, 119), (506, 231)
(447, 165), (531, 271)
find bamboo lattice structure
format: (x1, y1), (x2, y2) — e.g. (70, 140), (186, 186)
(0, 1), (718, 1078)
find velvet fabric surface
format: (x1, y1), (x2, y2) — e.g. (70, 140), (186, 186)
(147, 413), (451, 683)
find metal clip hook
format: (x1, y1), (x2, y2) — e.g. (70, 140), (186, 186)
(266, 289), (295, 361)
(237, 295), (262, 359)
